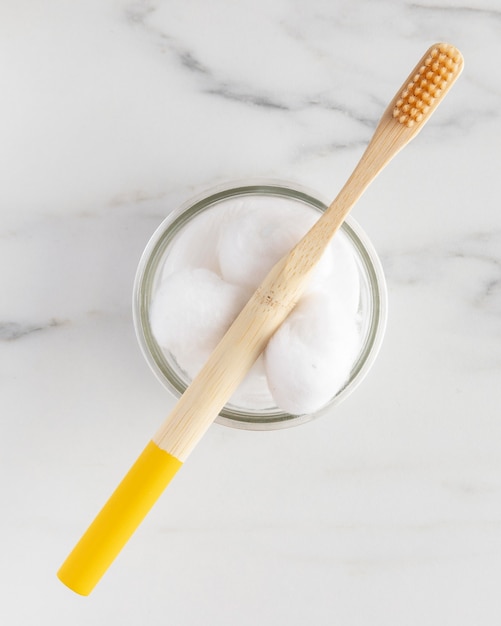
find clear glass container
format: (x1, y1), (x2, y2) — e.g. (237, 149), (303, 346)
(133, 181), (387, 430)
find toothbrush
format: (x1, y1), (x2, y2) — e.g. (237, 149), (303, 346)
(58, 43), (463, 595)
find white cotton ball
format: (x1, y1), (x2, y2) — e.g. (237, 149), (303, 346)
(150, 268), (249, 378)
(314, 233), (361, 312)
(218, 199), (332, 290)
(303, 239), (336, 296)
(264, 292), (362, 415)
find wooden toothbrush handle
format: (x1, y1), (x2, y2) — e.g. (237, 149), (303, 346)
(58, 43), (464, 597)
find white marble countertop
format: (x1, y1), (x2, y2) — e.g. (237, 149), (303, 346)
(2, 1), (500, 624)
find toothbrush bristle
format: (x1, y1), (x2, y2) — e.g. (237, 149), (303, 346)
(393, 43), (463, 127)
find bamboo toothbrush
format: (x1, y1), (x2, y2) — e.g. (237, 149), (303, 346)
(58, 43), (463, 595)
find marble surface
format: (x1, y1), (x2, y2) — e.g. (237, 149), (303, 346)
(1, 1), (501, 624)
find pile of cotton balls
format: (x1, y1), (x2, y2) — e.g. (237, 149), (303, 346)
(150, 196), (362, 415)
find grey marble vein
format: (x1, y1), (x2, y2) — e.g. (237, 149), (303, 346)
(409, 2), (501, 20)
(0, 319), (65, 341)
(382, 231), (501, 310)
(120, 1), (381, 124)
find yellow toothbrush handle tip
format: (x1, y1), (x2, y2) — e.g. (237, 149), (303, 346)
(57, 440), (182, 596)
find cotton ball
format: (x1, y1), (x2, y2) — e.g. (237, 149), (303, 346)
(303, 239), (336, 295)
(315, 233), (360, 312)
(218, 201), (331, 290)
(150, 268), (249, 378)
(264, 292), (362, 415)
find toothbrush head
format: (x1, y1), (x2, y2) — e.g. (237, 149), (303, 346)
(393, 43), (463, 128)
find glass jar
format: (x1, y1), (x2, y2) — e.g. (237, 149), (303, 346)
(133, 181), (387, 430)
